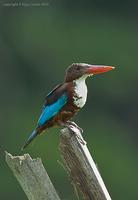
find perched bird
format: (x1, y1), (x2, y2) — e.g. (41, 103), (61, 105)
(22, 63), (114, 150)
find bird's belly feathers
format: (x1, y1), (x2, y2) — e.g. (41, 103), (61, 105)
(73, 78), (87, 108)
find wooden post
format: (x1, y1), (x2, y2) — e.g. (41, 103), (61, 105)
(5, 152), (61, 200)
(59, 126), (112, 200)
(5, 126), (112, 200)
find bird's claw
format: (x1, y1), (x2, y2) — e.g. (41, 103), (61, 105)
(66, 121), (86, 145)
(67, 121), (83, 133)
(59, 120), (86, 145)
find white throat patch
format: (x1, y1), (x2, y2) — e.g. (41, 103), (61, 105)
(73, 75), (88, 108)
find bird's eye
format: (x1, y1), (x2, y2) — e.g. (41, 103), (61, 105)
(76, 66), (80, 70)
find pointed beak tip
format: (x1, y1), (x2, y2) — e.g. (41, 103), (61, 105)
(110, 66), (115, 70)
(106, 66), (115, 71)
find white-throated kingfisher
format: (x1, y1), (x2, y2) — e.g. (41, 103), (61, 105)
(22, 63), (114, 150)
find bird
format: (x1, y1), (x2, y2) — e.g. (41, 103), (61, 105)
(22, 63), (114, 150)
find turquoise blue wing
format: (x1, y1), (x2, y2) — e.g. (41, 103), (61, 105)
(37, 93), (67, 126)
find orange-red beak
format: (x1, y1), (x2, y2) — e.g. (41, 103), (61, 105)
(86, 65), (115, 75)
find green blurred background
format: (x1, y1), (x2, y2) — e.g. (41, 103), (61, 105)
(0, 0), (138, 199)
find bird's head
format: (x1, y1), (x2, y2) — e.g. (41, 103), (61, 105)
(64, 63), (115, 82)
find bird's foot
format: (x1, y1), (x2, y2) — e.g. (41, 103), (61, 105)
(59, 121), (86, 145)
(66, 121), (83, 133)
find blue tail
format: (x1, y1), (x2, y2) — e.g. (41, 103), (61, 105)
(21, 129), (38, 150)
